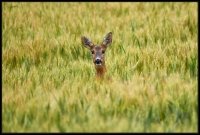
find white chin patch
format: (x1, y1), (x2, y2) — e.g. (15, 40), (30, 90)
(95, 63), (102, 66)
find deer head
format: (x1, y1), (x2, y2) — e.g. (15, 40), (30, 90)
(81, 32), (112, 78)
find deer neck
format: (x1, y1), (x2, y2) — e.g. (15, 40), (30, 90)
(95, 64), (106, 78)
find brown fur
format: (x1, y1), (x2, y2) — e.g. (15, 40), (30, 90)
(81, 32), (112, 79)
(95, 65), (106, 79)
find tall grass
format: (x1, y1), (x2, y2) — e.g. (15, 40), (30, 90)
(2, 2), (198, 132)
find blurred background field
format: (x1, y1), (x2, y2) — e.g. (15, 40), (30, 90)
(2, 2), (198, 132)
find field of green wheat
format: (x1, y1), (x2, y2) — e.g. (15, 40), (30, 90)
(2, 2), (198, 132)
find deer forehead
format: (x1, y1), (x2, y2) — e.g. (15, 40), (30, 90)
(92, 46), (104, 51)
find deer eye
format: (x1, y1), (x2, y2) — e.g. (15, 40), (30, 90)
(102, 50), (105, 54)
(91, 50), (95, 54)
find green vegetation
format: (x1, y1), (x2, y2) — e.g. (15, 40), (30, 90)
(2, 2), (198, 132)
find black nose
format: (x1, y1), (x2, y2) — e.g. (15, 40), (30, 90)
(95, 59), (102, 64)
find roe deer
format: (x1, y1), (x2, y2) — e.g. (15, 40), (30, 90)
(81, 32), (112, 79)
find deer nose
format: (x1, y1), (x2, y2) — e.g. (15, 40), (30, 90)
(95, 58), (102, 65)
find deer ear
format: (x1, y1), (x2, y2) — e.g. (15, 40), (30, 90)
(102, 32), (112, 47)
(81, 36), (94, 50)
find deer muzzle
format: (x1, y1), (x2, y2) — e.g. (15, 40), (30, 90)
(95, 58), (102, 65)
